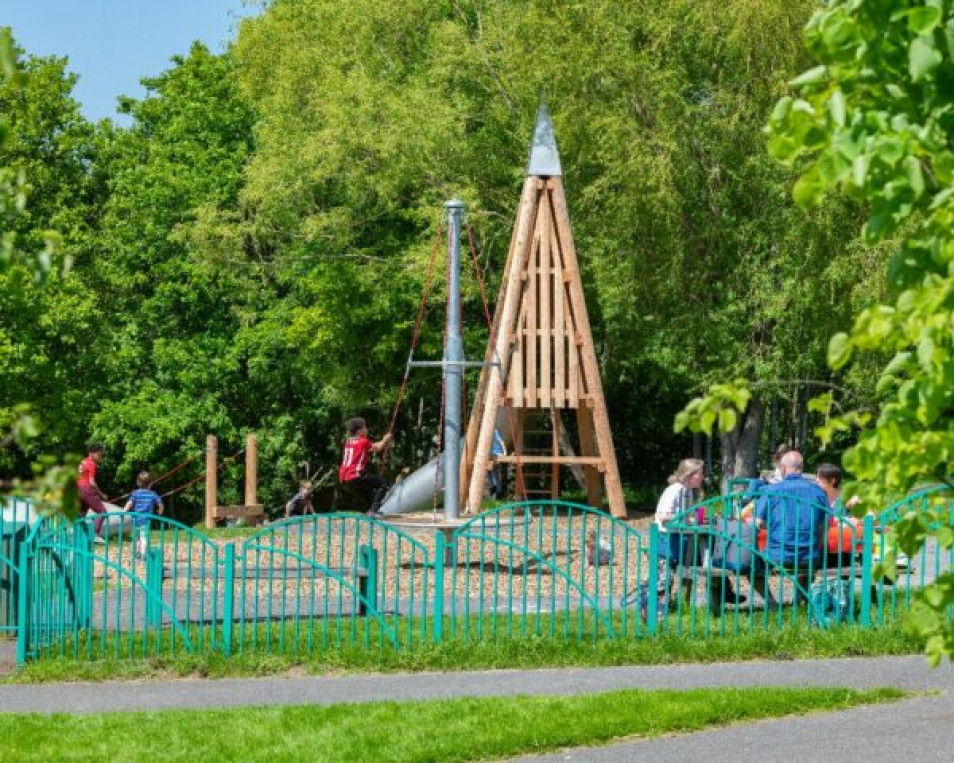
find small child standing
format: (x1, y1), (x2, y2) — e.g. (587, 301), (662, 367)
(123, 471), (164, 559)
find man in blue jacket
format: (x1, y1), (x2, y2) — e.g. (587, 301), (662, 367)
(753, 450), (829, 607)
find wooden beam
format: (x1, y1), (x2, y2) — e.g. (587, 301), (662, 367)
(245, 432), (257, 509)
(465, 180), (541, 514)
(576, 406), (604, 508)
(205, 434), (217, 530)
(214, 504), (265, 521)
(539, 198), (552, 409)
(552, 211), (566, 409)
(460, 177), (534, 509)
(494, 455), (604, 466)
(550, 178), (626, 518)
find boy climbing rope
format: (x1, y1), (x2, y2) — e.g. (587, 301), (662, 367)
(338, 417), (393, 517)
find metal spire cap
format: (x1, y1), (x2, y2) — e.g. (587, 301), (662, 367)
(526, 99), (562, 178)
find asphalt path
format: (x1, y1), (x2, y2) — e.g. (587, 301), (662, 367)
(1, 656), (951, 762)
(514, 691), (954, 763)
(0, 655), (950, 714)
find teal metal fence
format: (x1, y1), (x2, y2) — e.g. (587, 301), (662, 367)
(1, 496), (33, 634)
(447, 502), (646, 642)
(233, 514), (434, 655)
(6, 487), (952, 665)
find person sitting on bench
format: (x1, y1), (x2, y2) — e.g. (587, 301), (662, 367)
(338, 417), (392, 518)
(753, 450), (829, 607)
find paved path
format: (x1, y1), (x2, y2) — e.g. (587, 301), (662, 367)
(1, 656), (951, 762)
(514, 692), (954, 763)
(0, 656), (950, 714)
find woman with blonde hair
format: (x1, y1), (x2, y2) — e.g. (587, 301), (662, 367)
(653, 459), (746, 611)
(655, 458), (705, 533)
(653, 459), (705, 605)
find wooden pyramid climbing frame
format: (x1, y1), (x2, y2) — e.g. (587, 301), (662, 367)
(461, 102), (626, 518)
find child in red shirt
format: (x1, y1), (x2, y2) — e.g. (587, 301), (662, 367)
(77, 443), (108, 537)
(339, 417), (392, 517)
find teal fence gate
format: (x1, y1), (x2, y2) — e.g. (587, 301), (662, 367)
(20, 512), (220, 662)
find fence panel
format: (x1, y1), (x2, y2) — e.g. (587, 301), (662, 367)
(447, 502), (646, 643)
(235, 514), (434, 655)
(23, 512), (219, 662)
(874, 487), (954, 625)
(667, 493), (865, 635)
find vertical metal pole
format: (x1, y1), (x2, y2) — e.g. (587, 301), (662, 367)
(146, 549), (164, 630)
(647, 524), (659, 635)
(222, 543), (235, 656)
(16, 546), (32, 665)
(72, 522), (93, 629)
(444, 199), (466, 520)
(433, 533), (445, 644)
(860, 514), (873, 627)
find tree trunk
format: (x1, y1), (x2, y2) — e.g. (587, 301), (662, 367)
(719, 398), (765, 489)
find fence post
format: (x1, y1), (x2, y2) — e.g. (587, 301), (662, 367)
(222, 543), (235, 656)
(72, 522), (93, 629)
(860, 514), (874, 627)
(647, 524), (659, 635)
(433, 533), (445, 644)
(357, 545), (378, 617)
(145, 549), (164, 630)
(16, 546), (32, 665)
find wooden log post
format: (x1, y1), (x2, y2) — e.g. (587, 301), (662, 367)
(245, 433), (258, 510)
(466, 179), (541, 514)
(549, 178), (626, 518)
(460, 176), (536, 510)
(205, 434), (218, 530)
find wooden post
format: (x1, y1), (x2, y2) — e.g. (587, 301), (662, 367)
(549, 179), (626, 518)
(550, 408), (560, 499)
(466, 180), (540, 514)
(245, 433), (258, 510)
(576, 405), (603, 509)
(205, 434), (217, 530)
(460, 176), (536, 510)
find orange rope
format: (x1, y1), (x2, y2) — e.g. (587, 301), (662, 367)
(106, 451), (203, 503)
(380, 220), (445, 477)
(158, 448), (245, 500)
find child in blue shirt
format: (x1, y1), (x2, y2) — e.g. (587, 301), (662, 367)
(123, 471), (164, 559)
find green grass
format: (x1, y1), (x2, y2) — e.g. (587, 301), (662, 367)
(7, 615), (923, 683)
(0, 687), (907, 762)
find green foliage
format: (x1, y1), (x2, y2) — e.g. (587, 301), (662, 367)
(0, 4), (896, 514)
(0, 30), (84, 516)
(682, 0), (954, 660)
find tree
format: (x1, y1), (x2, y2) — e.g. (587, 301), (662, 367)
(0, 29), (86, 513)
(680, 0), (954, 662)
(231, 0), (876, 489)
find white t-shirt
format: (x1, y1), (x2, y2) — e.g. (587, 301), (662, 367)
(654, 483), (693, 533)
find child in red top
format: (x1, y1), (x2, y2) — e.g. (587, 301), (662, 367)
(77, 443), (108, 537)
(339, 417), (392, 517)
